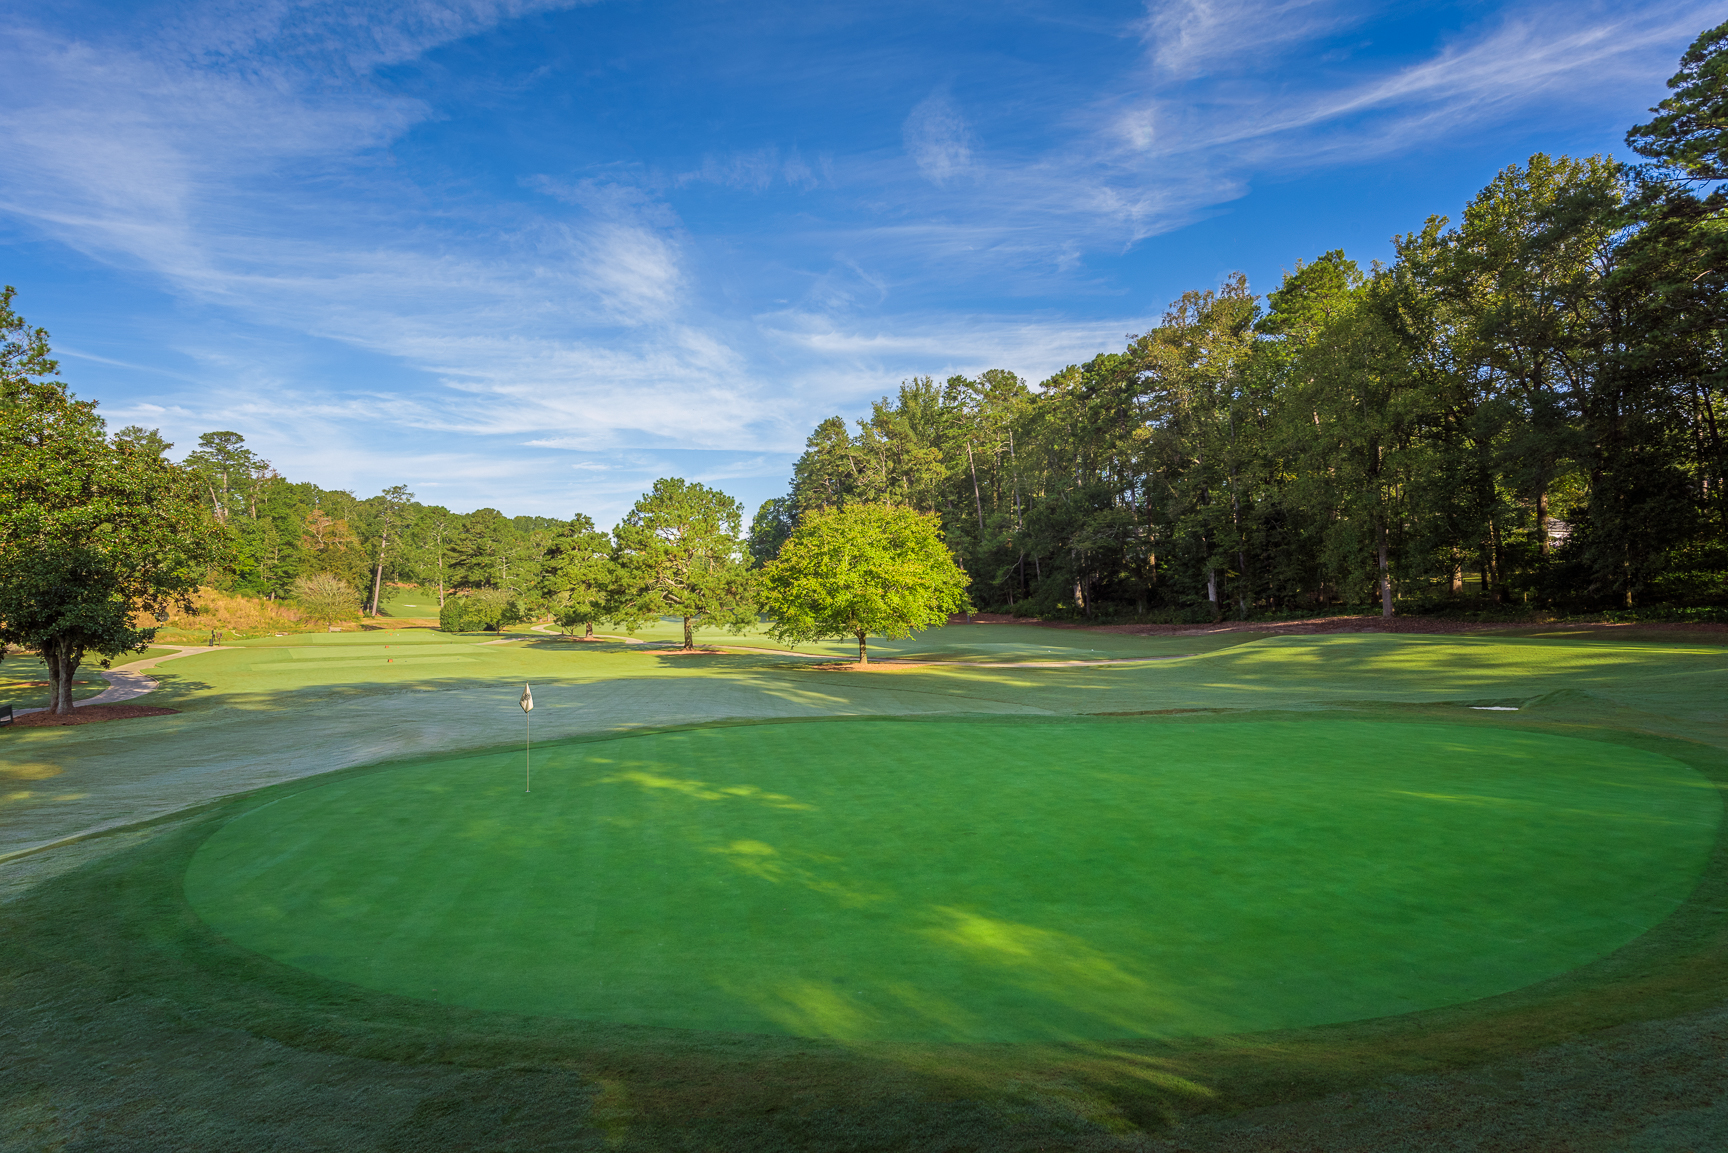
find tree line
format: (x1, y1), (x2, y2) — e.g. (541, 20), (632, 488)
(0, 316), (968, 711)
(6, 23), (1726, 711)
(751, 23), (1728, 622)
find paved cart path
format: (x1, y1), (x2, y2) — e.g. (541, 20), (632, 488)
(15, 645), (225, 717)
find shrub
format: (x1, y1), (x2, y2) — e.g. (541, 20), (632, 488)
(293, 574), (359, 628)
(440, 589), (524, 633)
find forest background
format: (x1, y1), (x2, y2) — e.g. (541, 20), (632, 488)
(44, 21), (1728, 633)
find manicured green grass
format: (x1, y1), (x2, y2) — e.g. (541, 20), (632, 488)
(585, 616), (1252, 661)
(0, 658), (105, 711)
(8, 625), (1728, 1148)
(117, 646), (184, 666)
(186, 717), (1716, 1043)
(373, 586), (441, 618)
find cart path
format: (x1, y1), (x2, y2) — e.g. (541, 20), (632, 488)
(15, 645), (224, 716)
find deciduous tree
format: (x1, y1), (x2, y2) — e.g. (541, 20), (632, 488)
(0, 287), (229, 711)
(760, 503), (971, 664)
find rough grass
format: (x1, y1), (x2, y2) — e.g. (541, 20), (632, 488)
(141, 586), (318, 642)
(4, 625), (1728, 1149)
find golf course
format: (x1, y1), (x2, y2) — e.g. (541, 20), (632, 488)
(5, 619), (1728, 1149)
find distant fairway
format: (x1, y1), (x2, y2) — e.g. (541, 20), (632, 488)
(185, 717), (1718, 1042)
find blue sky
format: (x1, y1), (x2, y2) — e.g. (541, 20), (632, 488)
(0, 0), (1713, 521)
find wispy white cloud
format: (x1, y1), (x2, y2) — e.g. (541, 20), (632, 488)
(759, 309), (1146, 396)
(860, 0), (1719, 266)
(1143, 0), (1353, 80)
(0, 0), (779, 465)
(677, 146), (827, 191)
(903, 89), (976, 186)
(0, 0), (1714, 520)
(1129, 3), (1714, 168)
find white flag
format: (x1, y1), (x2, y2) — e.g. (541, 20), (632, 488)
(519, 684), (534, 713)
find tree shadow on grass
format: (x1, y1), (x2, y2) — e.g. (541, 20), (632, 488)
(6, 721), (1728, 1149)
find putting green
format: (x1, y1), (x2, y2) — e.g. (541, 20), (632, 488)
(185, 718), (1720, 1043)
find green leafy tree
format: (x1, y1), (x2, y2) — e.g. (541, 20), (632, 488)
(397, 505), (455, 607)
(449, 508), (513, 588)
(438, 596), (470, 633)
(466, 587), (525, 632)
(539, 514), (616, 637)
(185, 431), (265, 525)
(113, 425), (173, 458)
(611, 478), (755, 650)
(365, 485), (414, 616)
(759, 503), (971, 664)
(0, 287), (229, 712)
(1627, 20), (1728, 181)
(748, 496), (798, 568)
(0, 547), (155, 713)
(440, 588), (521, 633)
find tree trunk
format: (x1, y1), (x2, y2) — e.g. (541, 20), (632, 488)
(857, 632), (868, 665)
(1450, 552), (1462, 594)
(369, 555), (385, 616)
(44, 644), (62, 714)
(45, 641), (79, 716)
(59, 654), (76, 715)
(1378, 518), (1394, 618)
(585, 621), (594, 638)
(966, 442), (987, 537)
(1490, 517), (1504, 602)
(1237, 547), (1249, 619)
(683, 616), (694, 650)
(1536, 490), (1549, 559)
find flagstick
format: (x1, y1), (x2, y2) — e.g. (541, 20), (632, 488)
(519, 683), (535, 794)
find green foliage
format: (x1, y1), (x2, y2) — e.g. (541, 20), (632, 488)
(362, 484), (415, 616)
(760, 503), (971, 662)
(0, 286), (230, 712)
(1627, 20), (1728, 181)
(611, 478), (756, 649)
(0, 545), (155, 712)
(465, 587), (525, 632)
(438, 596), (470, 633)
(746, 496), (797, 567)
(292, 574), (358, 628)
(437, 588), (523, 633)
(538, 514), (615, 636)
(755, 28), (1728, 619)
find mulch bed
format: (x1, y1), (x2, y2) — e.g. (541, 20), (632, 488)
(10, 704), (181, 728)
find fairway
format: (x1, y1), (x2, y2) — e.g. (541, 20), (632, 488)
(185, 717), (1718, 1043)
